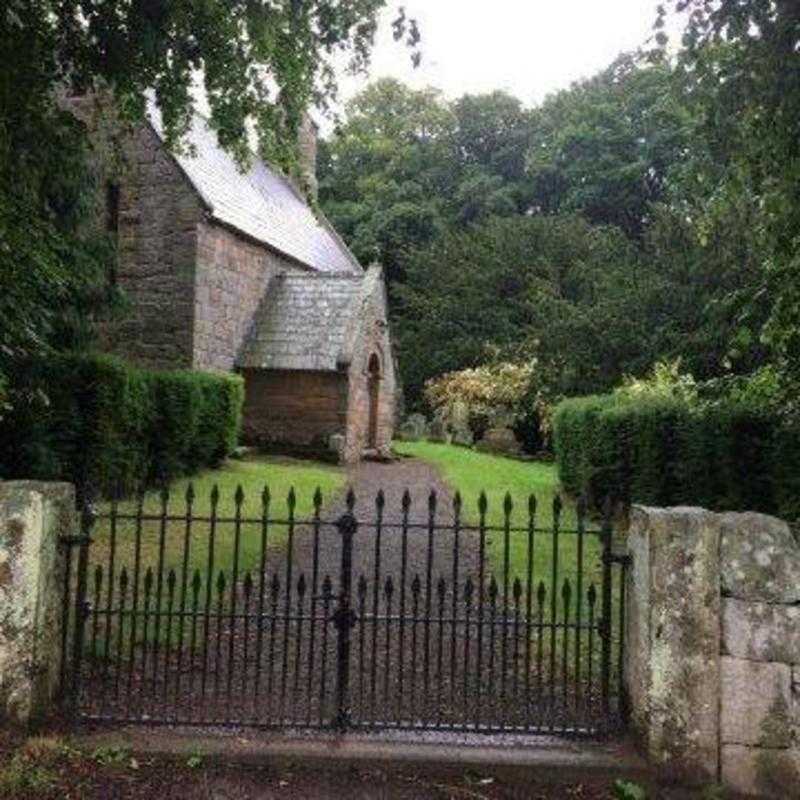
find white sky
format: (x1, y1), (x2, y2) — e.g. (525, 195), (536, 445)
(335, 1), (685, 109)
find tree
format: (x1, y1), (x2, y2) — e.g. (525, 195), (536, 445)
(658, 1), (800, 394)
(526, 53), (692, 238)
(394, 215), (653, 408)
(318, 80), (534, 280)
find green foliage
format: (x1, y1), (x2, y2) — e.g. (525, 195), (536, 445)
(553, 388), (800, 521)
(657, 2), (800, 394)
(612, 779), (648, 800)
(0, 353), (244, 497)
(615, 359), (698, 404)
(319, 79), (533, 280)
(527, 53), (691, 239)
(395, 214), (650, 408)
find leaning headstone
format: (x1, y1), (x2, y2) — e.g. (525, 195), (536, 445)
(427, 417), (449, 443)
(475, 427), (520, 456)
(397, 413), (428, 441)
(328, 433), (345, 460)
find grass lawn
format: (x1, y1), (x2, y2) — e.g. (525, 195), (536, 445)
(393, 442), (605, 608)
(91, 455), (345, 593)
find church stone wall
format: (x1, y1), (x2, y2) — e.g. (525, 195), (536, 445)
(193, 221), (306, 372)
(240, 369), (348, 455)
(105, 124), (202, 370)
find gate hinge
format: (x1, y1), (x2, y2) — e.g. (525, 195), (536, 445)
(59, 535), (93, 547)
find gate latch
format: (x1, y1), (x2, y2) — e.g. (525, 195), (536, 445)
(330, 607), (358, 630)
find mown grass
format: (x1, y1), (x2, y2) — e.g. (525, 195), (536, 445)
(392, 442), (605, 610)
(89, 455), (345, 599)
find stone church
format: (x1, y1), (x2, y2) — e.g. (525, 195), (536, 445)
(96, 102), (395, 463)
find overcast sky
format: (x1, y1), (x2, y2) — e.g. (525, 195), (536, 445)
(335, 1), (685, 109)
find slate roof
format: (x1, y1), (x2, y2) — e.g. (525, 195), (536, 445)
(237, 272), (374, 371)
(147, 102), (361, 275)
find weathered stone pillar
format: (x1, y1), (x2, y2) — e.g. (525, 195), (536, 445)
(717, 512), (800, 797)
(0, 481), (75, 726)
(625, 506), (722, 785)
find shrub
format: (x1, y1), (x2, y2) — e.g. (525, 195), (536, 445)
(0, 353), (244, 497)
(553, 390), (800, 520)
(424, 361), (553, 452)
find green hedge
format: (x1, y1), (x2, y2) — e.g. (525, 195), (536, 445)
(553, 394), (800, 520)
(0, 353), (244, 496)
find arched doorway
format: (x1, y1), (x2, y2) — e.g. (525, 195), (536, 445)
(367, 353), (381, 449)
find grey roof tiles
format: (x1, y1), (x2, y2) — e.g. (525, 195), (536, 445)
(238, 272), (369, 371)
(147, 103), (361, 275)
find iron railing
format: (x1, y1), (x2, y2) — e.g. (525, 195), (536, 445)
(60, 485), (629, 736)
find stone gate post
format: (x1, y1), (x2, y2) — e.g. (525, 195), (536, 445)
(626, 505), (800, 797)
(625, 506), (722, 785)
(0, 481), (75, 726)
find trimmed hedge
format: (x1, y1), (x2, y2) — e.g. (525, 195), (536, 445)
(0, 353), (244, 496)
(553, 394), (800, 520)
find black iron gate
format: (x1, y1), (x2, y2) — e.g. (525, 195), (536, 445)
(60, 486), (629, 736)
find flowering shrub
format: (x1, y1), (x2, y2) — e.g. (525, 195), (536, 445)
(424, 362), (553, 451)
(425, 362), (534, 418)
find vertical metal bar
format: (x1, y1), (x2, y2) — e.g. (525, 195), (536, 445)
(357, 575), (368, 715)
(475, 492), (487, 729)
(214, 570), (226, 716)
(462, 578), (473, 728)
(410, 574), (421, 724)
(587, 584), (597, 724)
(305, 488), (321, 725)
(253, 486), (270, 716)
(524, 495), (536, 717)
(512, 578), (522, 726)
(90, 565), (102, 678)
(114, 568), (129, 702)
(449, 492), (462, 713)
(422, 490), (436, 726)
(293, 573), (307, 723)
(500, 493), (512, 711)
(383, 577), (394, 719)
(561, 579), (572, 725)
(333, 502), (357, 731)
(370, 490), (384, 726)
(319, 575), (333, 725)
(436, 576), (446, 726)
(126, 492), (145, 700)
(396, 490), (411, 719)
(139, 567), (154, 719)
(549, 496), (562, 714)
(226, 485), (245, 712)
(187, 571), (202, 718)
(267, 574), (280, 721)
(488, 577), (498, 728)
(163, 569), (176, 706)
(59, 538), (74, 699)
(173, 484), (194, 717)
(600, 499), (613, 716)
(574, 496), (586, 713)
(279, 488), (297, 720)
(242, 572), (253, 705)
(151, 485), (170, 686)
(536, 581), (545, 716)
(70, 500), (96, 716)
(100, 494), (119, 712)
(200, 485), (219, 700)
